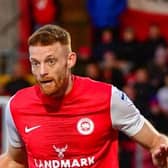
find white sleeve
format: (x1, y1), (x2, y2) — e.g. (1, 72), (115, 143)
(6, 97), (23, 148)
(110, 86), (145, 137)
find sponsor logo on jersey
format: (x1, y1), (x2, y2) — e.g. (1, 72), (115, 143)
(34, 156), (95, 168)
(33, 144), (95, 167)
(77, 118), (94, 135)
(53, 144), (68, 159)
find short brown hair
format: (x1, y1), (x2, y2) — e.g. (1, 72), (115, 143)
(28, 24), (71, 46)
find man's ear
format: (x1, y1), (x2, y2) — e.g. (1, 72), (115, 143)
(67, 52), (77, 68)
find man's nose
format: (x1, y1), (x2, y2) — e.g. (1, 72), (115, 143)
(39, 64), (48, 76)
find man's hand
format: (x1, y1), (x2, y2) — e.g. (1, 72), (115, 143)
(131, 119), (168, 168)
(152, 144), (168, 168)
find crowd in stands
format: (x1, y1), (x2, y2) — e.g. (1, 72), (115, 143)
(72, 23), (168, 168)
(0, 63), (35, 96)
(0, 0), (168, 167)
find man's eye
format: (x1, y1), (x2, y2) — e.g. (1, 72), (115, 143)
(48, 59), (56, 65)
(31, 61), (39, 67)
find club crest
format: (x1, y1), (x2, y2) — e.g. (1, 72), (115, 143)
(77, 118), (94, 135)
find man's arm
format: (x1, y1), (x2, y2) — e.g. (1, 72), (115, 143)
(132, 118), (168, 168)
(111, 86), (168, 167)
(0, 144), (27, 168)
(2, 97), (27, 167)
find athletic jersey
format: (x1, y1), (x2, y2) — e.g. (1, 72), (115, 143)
(6, 75), (145, 168)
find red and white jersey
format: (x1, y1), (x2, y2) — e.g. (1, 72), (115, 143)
(6, 75), (145, 168)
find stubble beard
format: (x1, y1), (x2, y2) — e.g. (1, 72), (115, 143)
(40, 74), (69, 98)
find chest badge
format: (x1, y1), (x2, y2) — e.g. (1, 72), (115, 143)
(77, 118), (94, 135)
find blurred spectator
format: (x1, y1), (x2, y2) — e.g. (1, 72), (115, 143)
(4, 63), (32, 96)
(157, 72), (168, 116)
(30, 0), (61, 30)
(86, 0), (126, 44)
(142, 24), (167, 63)
(147, 45), (168, 91)
(150, 72), (168, 135)
(0, 74), (10, 95)
(133, 67), (155, 119)
(18, 0), (61, 54)
(84, 61), (101, 81)
(100, 51), (125, 88)
(72, 46), (92, 76)
(92, 28), (118, 61)
(117, 26), (142, 68)
(100, 51), (117, 69)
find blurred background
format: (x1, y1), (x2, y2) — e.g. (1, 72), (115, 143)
(1, 0), (168, 167)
